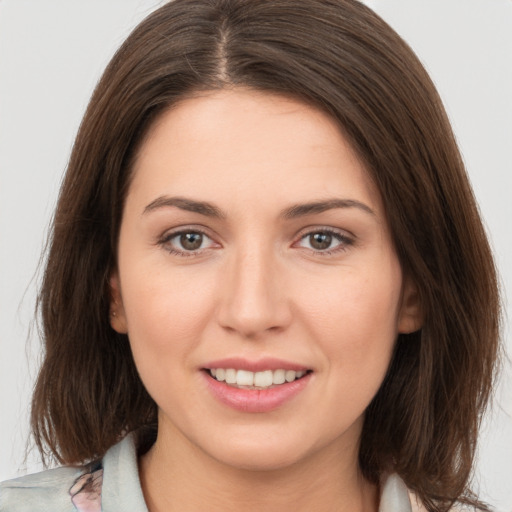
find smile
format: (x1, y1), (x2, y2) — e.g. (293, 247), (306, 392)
(203, 364), (312, 413)
(209, 368), (308, 389)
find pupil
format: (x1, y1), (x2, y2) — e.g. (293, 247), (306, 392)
(310, 232), (332, 250)
(180, 233), (203, 250)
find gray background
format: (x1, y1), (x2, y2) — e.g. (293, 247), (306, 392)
(1, 1), (511, 510)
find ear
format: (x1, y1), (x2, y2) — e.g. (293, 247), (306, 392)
(397, 277), (423, 334)
(109, 272), (128, 334)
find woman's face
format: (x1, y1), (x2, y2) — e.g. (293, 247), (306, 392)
(111, 88), (420, 471)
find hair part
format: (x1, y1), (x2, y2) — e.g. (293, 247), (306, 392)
(32, 1), (501, 510)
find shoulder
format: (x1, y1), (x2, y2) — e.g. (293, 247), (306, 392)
(409, 493), (470, 512)
(380, 474), (465, 512)
(0, 434), (144, 512)
(408, 491), (429, 512)
(408, 487), (469, 512)
(0, 464), (87, 512)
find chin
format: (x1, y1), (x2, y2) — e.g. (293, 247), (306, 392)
(213, 447), (304, 472)
(202, 432), (329, 473)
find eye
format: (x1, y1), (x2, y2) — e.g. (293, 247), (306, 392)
(159, 229), (217, 255)
(296, 229), (353, 254)
(176, 232), (206, 251)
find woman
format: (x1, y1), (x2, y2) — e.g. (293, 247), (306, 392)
(0, 1), (500, 511)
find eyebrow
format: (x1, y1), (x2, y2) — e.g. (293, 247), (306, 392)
(142, 196), (374, 219)
(143, 196), (225, 218)
(281, 198), (375, 218)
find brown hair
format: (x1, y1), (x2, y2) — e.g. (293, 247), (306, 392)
(31, 1), (501, 510)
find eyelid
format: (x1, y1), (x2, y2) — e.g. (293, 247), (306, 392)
(156, 224), (354, 257)
(158, 225), (221, 256)
(293, 226), (355, 255)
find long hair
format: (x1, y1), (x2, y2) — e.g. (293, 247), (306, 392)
(31, 1), (501, 510)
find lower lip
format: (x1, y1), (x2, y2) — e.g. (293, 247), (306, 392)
(203, 371), (312, 413)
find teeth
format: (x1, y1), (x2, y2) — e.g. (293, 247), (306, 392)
(273, 369), (286, 385)
(209, 368), (307, 388)
(236, 370), (254, 386)
(254, 370), (273, 387)
(285, 370), (296, 382)
(225, 369), (237, 384)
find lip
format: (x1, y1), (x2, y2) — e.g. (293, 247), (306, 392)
(202, 357), (310, 373)
(201, 359), (312, 413)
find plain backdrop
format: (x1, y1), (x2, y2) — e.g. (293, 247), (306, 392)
(0, 1), (511, 510)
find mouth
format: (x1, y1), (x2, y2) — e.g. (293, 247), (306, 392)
(205, 368), (311, 390)
(201, 357), (313, 412)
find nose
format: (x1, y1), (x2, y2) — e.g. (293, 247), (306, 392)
(216, 245), (292, 339)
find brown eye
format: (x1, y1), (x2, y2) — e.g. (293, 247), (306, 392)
(309, 232), (333, 250)
(160, 229), (218, 256)
(295, 229), (352, 255)
(179, 232), (204, 250)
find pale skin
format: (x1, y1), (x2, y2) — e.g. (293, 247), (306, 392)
(110, 88), (422, 512)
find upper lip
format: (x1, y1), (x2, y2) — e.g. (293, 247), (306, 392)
(202, 357), (311, 373)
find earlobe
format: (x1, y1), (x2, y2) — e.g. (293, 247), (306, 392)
(397, 278), (423, 334)
(109, 272), (128, 334)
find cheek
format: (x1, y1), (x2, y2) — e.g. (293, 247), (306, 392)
(118, 257), (219, 362)
(297, 260), (402, 371)
(118, 265), (216, 405)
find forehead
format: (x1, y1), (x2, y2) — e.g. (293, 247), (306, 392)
(129, 88), (382, 215)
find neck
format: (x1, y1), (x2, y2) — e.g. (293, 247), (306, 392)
(139, 427), (378, 512)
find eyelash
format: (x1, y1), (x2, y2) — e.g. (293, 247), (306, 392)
(158, 228), (215, 257)
(157, 227), (354, 257)
(295, 227), (354, 256)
